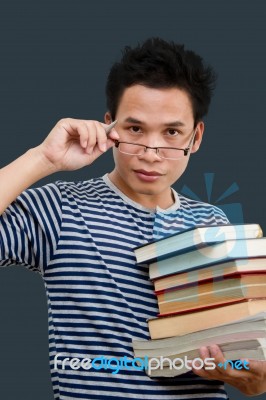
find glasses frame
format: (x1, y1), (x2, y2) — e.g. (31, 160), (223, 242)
(114, 128), (197, 160)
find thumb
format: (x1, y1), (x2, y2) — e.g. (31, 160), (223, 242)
(107, 129), (120, 142)
(101, 120), (118, 135)
(101, 120), (120, 142)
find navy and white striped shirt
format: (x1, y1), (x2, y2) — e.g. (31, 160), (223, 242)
(0, 174), (230, 399)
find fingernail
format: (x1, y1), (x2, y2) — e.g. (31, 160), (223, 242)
(101, 143), (107, 152)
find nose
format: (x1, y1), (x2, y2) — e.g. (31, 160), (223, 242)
(137, 146), (162, 161)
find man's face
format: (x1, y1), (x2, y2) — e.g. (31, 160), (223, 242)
(106, 85), (204, 208)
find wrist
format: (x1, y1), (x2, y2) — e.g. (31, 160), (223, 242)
(28, 145), (58, 176)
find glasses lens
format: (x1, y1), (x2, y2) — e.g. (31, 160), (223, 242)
(158, 148), (185, 160)
(119, 143), (144, 155)
(118, 142), (186, 160)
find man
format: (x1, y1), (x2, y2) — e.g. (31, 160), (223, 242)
(0, 38), (265, 399)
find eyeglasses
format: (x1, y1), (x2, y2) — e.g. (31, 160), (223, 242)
(114, 129), (197, 160)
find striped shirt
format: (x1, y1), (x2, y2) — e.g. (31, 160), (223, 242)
(0, 174), (230, 400)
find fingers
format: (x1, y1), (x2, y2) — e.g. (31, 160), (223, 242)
(192, 345), (249, 380)
(192, 347), (266, 396)
(191, 346), (216, 379)
(100, 121), (120, 149)
(58, 118), (119, 154)
(240, 358), (265, 377)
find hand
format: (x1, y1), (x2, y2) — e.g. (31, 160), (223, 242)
(191, 345), (266, 396)
(38, 118), (119, 172)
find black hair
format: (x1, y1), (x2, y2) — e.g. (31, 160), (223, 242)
(106, 37), (217, 124)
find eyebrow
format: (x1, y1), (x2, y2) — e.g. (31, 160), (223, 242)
(123, 117), (185, 127)
(124, 117), (144, 124)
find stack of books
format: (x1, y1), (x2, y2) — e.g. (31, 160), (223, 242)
(133, 312), (266, 377)
(133, 223), (266, 377)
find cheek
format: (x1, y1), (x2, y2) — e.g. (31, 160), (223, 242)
(169, 159), (189, 180)
(113, 148), (121, 166)
(113, 149), (132, 170)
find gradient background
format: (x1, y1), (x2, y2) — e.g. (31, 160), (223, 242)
(0, 1), (265, 399)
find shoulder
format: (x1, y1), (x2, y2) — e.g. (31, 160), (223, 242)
(10, 176), (105, 212)
(52, 176), (106, 196)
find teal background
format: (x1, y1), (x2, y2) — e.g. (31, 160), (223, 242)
(0, 1), (265, 399)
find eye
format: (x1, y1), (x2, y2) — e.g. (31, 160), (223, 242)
(166, 129), (180, 137)
(129, 126), (142, 134)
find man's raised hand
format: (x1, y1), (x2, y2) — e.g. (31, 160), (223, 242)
(39, 118), (119, 172)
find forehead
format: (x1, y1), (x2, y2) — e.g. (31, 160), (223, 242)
(116, 85), (194, 124)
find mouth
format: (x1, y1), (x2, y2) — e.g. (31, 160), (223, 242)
(134, 169), (163, 176)
(133, 169), (163, 182)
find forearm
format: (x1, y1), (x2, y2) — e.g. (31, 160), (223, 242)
(0, 145), (57, 215)
(0, 119), (119, 215)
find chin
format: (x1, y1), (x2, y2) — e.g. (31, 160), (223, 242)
(134, 185), (162, 196)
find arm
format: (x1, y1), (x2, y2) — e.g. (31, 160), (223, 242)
(0, 118), (119, 215)
(0, 146), (56, 215)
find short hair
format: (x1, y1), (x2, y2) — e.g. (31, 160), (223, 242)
(106, 37), (217, 124)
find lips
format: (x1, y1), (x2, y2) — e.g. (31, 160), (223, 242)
(134, 169), (163, 176)
(133, 169), (164, 183)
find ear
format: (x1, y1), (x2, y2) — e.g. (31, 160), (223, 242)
(104, 112), (112, 124)
(190, 121), (204, 153)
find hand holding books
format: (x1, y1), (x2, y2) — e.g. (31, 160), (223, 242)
(193, 344), (266, 397)
(132, 223), (266, 396)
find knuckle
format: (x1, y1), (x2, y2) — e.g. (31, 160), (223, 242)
(61, 117), (71, 124)
(80, 121), (89, 133)
(85, 120), (96, 129)
(57, 117), (72, 127)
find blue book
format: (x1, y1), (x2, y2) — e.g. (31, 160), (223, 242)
(149, 236), (266, 280)
(134, 223), (262, 264)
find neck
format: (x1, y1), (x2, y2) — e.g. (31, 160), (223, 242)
(108, 171), (175, 209)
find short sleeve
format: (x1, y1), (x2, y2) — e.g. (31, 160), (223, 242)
(0, 182), (62, 275)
